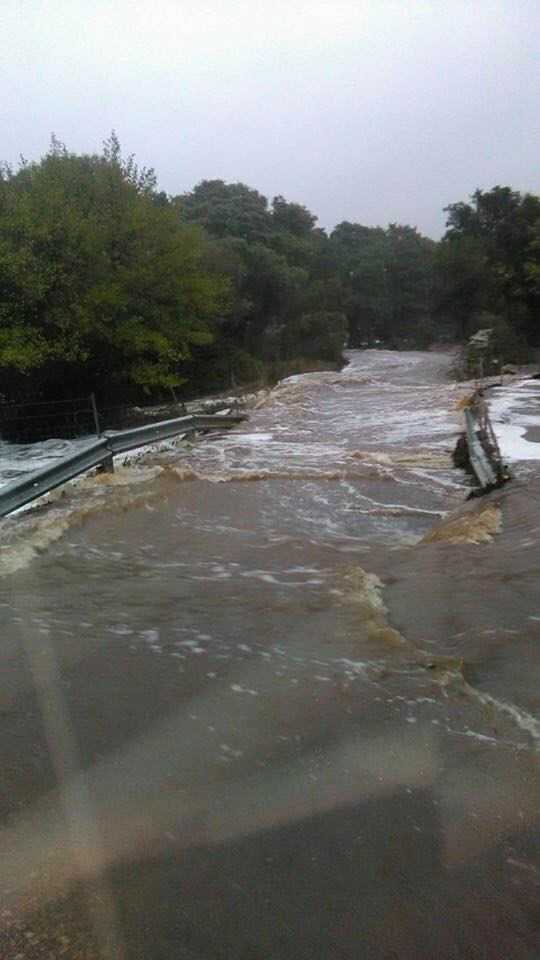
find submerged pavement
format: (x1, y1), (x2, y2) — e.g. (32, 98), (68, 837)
(0, 352), (539, 960)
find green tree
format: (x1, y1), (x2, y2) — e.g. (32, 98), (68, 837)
(176, 180), (272, 243)
(443, 186), (540, 344)
(177, 182), (338, 370)
(433, 234), (490, 340)
(271, 195), (317, 237)
(331, 223), (388, 345)
(330, 221), (435, 347)
(384, 224), (435, 345)
(0, 137), (228, 400)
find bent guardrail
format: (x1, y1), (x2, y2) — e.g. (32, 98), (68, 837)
(463, 396), (508, 490)
(464, 408), (498, 488)
(0, 412), (246, 518)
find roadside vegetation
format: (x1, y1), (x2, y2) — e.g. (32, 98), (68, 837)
(0, 134), (538, 406)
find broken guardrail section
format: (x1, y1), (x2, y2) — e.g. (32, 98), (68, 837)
(0, 412), (246, 518)
(463, 394), (508, 491)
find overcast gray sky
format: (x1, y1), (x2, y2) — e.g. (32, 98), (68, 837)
(2, 0), (538, 238)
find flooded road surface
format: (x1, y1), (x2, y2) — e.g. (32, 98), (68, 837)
(1, 351), (539, 959)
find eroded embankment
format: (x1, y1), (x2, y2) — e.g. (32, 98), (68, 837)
(421, 499), (502, 544)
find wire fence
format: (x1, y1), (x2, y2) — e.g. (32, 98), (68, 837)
(0, 395), (101, 443)
(0, 386), (249, 445)
(0, 394), (169, 443)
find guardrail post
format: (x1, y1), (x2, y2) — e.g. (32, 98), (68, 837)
(97, 451), (114, 474)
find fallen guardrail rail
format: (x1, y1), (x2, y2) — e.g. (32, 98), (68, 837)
(464, 408), (498, 488)
(463, 394), (508, 490)
(0, 412), (246, 518)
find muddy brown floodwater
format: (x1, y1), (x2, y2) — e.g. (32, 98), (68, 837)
(0, 350), (538, 959)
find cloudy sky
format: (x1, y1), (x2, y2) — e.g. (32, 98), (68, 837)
(2, 0), (538, 238)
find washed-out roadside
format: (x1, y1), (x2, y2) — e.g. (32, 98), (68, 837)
(375, 369), (540, 738)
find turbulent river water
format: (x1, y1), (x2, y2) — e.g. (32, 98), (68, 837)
(1, 350), (539, 959)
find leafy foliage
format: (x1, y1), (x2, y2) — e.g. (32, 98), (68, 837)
(0, 137), (226, 400)
(330, 222), (435, 347)
(440, 186), (540, 345)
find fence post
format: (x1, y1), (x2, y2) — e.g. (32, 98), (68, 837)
(90, 393), (101, 437)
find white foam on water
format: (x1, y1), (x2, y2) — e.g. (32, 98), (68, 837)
(465, 683), (540, 752)
(348, 495), (446, 519)
(488, 379), (540, 462)
(230, 684), (259, 696)
(0, 435), (97, 489)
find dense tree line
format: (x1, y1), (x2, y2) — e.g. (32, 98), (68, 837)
(0, 135), (538, 406)
(435, 187), (540, 358)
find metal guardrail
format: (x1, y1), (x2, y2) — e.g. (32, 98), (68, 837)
(0, 438), (112, 518)
(0, 412), (246, 518)
(106, 413), (243, 455)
